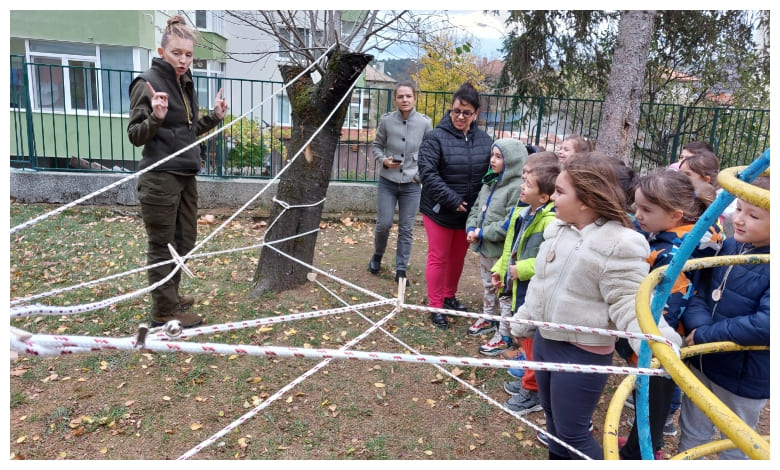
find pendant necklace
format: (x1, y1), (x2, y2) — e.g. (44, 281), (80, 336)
(711, 245), (751, 301)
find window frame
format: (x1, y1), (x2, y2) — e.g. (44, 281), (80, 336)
(26, 44), (103, 114)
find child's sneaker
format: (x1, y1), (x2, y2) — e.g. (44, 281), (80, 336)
(478, 334), (513, 356)
(503, 380), (527, 396)
(625, 394), (635, 409)
(536, 431), (549, 447)
(467, 318), (497, 336)
(662, 415), (678, 436)
(505, 390), (542, 415)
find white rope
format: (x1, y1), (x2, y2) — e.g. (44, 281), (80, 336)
(9, 43), (337, 235)
(177, 304), (403, 459)
(310, 277), (591, 459)
(147, 299), (395, 341)
(403, 304), (681, 353)
(262, 196), (327, 242)
(7, 44), (646, 459)
(12, 333), (668, 378)
(10, 44), (364, 317)
(8, 225), (320, 308)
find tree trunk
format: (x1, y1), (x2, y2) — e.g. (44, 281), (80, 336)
(251, 49), (373, 297)
(596, 10), (656, 163)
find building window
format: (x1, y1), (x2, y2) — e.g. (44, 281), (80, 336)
(278, 27), (309, 60)
(195, 11), (207, 29)
(29, 56), (99, 112)
(25, 40), (135, 115)
(278, 27), (325, 61)
(192, 59), (225, 110)
(193, 10), (223, 35)
(277, 93), (292, 126)
(346, 89), (370, 129)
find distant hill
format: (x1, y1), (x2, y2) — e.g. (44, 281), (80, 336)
(372, 58), (421, 85)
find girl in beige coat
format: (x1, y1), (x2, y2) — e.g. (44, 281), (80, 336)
(510, 152), (681, 459)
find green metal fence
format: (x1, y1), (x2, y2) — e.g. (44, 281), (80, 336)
(10, 55), (770, 181)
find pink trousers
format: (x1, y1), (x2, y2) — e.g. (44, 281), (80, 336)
(422, 215), (470, 308)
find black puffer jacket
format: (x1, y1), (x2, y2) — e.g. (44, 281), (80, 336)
(418, 114), (493, 229)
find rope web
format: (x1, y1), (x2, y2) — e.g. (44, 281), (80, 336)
(8, 44), (677, 460)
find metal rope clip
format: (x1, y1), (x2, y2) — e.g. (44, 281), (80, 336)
(167, 244), (195, 278)
(135, 323), (149, 349)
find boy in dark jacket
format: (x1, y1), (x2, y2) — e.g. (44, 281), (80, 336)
(678, 176), (769, 460)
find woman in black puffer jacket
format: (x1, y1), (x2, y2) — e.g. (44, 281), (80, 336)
(418, 82), (493, 329)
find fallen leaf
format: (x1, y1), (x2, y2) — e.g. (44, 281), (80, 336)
(425, 399), (436, 407)
(100, 448), (108, 454)
(190, 423), (203, 431)
(469, 445), (476, 451)
(16, 436), (26, 443)
(451, 367), (463, 377)
(424, 450), (433, 456)
(198, 214), (216, 225)
(374, 382), (385, 388)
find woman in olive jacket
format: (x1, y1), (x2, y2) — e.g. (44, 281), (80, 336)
(127, 15), (227, 328)
(418, 82), (493, 329)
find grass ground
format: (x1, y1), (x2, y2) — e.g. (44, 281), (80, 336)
(8, 203), (769, 460)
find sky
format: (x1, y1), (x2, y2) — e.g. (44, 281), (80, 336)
(447, 10), (509, 59)
(374, 10), (510, 61)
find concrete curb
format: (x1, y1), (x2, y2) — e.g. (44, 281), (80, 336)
(9, 170), (380, 216)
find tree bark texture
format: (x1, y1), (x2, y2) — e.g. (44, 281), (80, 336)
(251, 49), (373, 296)
(596, 10), (656, 164)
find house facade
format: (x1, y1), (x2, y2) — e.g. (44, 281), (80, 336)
(9, 10), (387, 170)
(9, 10), (228, 167)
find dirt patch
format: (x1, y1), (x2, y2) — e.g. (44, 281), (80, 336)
(8, 204), (769, 460)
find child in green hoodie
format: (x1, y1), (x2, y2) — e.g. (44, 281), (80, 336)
(465, 138), (527, 354)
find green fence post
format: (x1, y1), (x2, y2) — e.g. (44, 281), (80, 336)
(670, 105), (687, 162)
(22, 59), (37, 166)
(534, 96), (544, 146)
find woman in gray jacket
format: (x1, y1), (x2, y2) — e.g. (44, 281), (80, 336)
(369, 82), (432, 283)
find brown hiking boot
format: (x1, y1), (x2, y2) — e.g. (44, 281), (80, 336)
(178, 294), (195, 309)
(151, 308), (204, 328)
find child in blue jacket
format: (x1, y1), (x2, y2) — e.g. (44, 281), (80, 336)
(678, 176), (769, 460)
